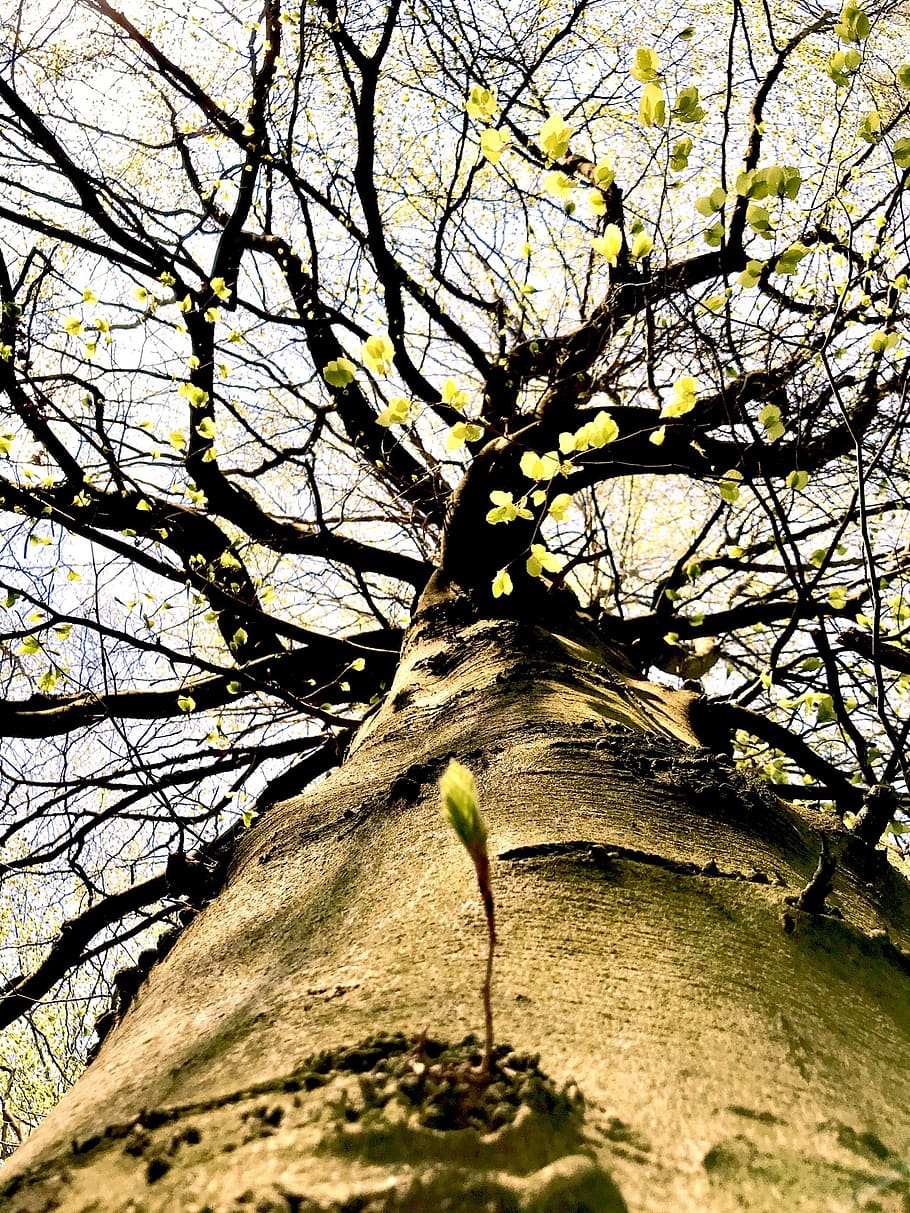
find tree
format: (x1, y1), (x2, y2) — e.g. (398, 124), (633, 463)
(1, 0), (910, 1206)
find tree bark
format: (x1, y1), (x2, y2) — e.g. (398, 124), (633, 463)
(4, 581), (910, 1212)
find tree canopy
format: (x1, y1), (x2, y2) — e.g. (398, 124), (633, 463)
(0, 0), (909, 1154)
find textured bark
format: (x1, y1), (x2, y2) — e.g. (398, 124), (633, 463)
(4, 582), (910, 1212)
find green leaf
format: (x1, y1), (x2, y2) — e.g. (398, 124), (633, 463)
(719, 469), (743, 505)
(439, 759), (487, 856)
(695, 186), (726, 216)
(858, 110), (881, 143)
(703, 222), (725, 248)
(787, 469), (810, 491)
(759, 403), (785, 440)
(833, 3), (869, 43)
(737, 260), (765, 288)
(869, 329), (898, 353)
(672, 85), (706, 123)
(18, 635), (42, 655)
(322, 358), (356, 388)
(670, 136), (693, 171)
(38, 667), (59, 693)
(196, 416), (217, 440)
(177, 694), (196, 713)
(630, 46), (660, 83)
(815, 693), (837, 724)
(746, 203), (774, 237)
(894, 139), (910, 169)
(774, 243), (810, 275)
(827, 48), (862, 86)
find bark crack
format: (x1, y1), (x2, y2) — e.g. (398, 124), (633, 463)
(497, 840), (785, 886)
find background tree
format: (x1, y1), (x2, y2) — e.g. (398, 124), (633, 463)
(1, 0), (910, 1206)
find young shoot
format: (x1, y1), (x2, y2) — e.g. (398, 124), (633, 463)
(439, 758), (496, 1076)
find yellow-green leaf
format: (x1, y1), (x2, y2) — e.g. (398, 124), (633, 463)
(738, 260), (765, 288)
(639, 82), (666, 128)
(672, 85), (706, 123)
(661, 376), (699, 418)
(539, 114), (572, 161)
(695, 186), (726, 216)
(787, 469), (810, 491)
(439, 759), (487, 855)
(670, 136), (692, 171)
(774, 243), (810, 275)
(446, 421), (483, 450)
(466, 85), (498, 122)
(526, 542), (563, 578)
(719, 469), (743, 504)
(592, 159), (615, 189)
(759, 403), (785, 440)
(591, 224), (623, 266)
(869, 330), (898, 353)
(548, 492), (573, 521)
(442, 379), (469, 410)
(858, 110), (881, 143)
(492, 569), (513, 598)
(630, 46), (660, 83)
(362, 333), (394, 375)
(486, 490), (533, 524)
(833, 3), (869, 43)
(543, 170), (573, 200)
(323, 357), (356, 387)
(480, 128), (509, 163)
(520, 450), (562, 480)
(630, 231), (653, 260)
(376, 396), (417, 426)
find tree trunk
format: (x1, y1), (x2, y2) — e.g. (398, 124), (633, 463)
(4, 582), (910, 1212)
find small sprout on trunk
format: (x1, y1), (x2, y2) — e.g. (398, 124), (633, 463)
(439, 759), (496, 1076)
